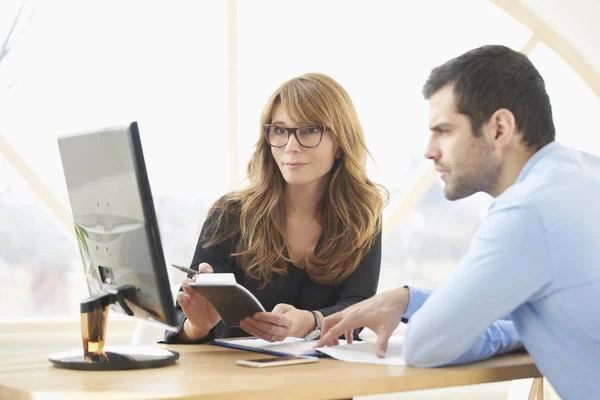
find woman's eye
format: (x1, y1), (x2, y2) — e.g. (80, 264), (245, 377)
(275, 127), (287, 135)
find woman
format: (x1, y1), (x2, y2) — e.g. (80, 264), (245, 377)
(165, 73), (387, 344)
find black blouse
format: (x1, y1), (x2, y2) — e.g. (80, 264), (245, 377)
(164, 207), (382, 344)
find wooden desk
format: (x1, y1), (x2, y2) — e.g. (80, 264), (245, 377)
(0, 339), (542, 400)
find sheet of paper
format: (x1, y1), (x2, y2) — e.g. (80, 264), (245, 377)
(191, 273), (237, 286)
(218, 337), (346, 355)
(315, 339), (406, 366)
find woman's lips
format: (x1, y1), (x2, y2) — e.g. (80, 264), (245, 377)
(283, 162), (308, 169)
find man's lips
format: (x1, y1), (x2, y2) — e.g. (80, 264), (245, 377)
(435, 166), (448, 180)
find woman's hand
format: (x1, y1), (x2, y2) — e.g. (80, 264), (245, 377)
(240, 303), (316, 342)
(176, 263), (222, 341)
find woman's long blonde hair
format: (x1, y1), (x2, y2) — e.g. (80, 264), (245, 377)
(204, 73), (388, 287)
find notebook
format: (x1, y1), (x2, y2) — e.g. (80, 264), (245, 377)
(188, 273), (265, 327)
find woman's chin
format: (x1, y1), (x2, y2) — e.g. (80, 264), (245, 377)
(283, 176), (311, 186)
(281, 169), (330, 188)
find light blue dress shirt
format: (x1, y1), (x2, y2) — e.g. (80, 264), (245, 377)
(402, 142), (600, 400)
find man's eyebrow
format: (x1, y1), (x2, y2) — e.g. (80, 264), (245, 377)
(430, 122), (453, 131)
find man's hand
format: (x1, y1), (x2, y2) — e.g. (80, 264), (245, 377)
(315, 288), (410, 358)
(240, 303), (315, 342)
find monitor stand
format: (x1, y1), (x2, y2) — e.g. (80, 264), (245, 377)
(49, 285), (179, 371)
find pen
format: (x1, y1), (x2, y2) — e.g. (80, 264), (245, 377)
(170, 264), (197, 276)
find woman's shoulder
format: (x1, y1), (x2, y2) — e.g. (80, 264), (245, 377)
(203, 193), (243, 230)
(210, 193), (242, 213)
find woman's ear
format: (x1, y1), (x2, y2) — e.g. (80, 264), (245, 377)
(335, 147), (343, 159)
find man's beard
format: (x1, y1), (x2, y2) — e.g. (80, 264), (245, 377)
(444, 139), (499, 200)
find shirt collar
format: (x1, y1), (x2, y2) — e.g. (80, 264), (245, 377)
(515, 141), (561, 184)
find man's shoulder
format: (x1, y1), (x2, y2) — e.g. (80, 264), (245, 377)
(489, 145), (600, 228)
(495, 145), (598, 205)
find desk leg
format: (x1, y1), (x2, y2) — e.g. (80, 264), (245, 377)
(528, 377), (544, 400)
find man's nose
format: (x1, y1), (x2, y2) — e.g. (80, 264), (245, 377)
(424, 137), (440, 160)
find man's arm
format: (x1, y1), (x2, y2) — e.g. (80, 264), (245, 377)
(402, 205), (550, 367)
(402, 286), (520, 365)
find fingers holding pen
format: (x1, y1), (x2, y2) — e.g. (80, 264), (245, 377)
(181, 263), (215, 300)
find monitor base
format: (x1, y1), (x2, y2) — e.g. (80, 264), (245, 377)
(49, 345), (179, 371)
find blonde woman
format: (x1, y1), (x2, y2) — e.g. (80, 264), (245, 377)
(165, 73), (387, 344)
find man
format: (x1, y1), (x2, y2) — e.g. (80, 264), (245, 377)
(315, 45), (600, 399)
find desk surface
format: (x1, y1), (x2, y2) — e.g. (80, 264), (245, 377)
(0, 339), (541, 400)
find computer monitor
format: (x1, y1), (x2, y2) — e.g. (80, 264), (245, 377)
(50, 122), (179, 370)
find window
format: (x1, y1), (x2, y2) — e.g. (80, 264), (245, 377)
(2, 1), (597, 321)
(529, 43), (600, 156)
(0, 1), (228, 319)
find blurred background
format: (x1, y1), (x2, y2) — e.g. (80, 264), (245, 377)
(0, 0), (598, 328)
(2, 1), (598, 398)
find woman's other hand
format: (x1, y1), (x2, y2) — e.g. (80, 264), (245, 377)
(240, 303), (318, 342)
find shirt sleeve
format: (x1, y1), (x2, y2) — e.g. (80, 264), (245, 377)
(402, 286), (433, 323)
(402, 205), (551, 367)
(316, 231), (382, 338)
(163, 208), (236, 344)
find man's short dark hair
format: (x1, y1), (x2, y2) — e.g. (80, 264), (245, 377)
(422, 45), (555, 150)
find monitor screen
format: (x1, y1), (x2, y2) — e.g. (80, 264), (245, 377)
(57, 122), (177, 330)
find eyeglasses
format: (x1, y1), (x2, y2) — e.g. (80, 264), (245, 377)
(263, 124), (328, 148)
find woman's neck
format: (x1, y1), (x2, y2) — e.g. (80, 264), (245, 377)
(283, 178), (329, 219)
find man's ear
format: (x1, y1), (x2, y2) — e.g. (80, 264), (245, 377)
(488, 108), (517, 151)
